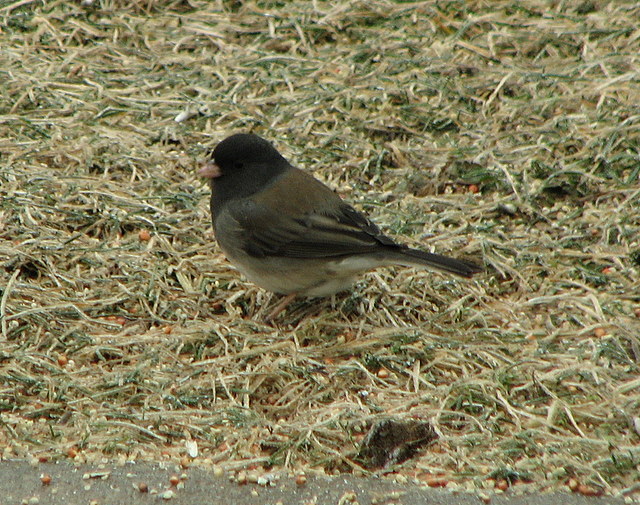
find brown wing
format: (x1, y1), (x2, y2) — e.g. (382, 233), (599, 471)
(222, 168), (398, 259)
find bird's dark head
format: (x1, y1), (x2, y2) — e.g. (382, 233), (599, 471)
(215, 133), (285, 170)
(200, 133), (291, 210)
(200, 133), (287, 180)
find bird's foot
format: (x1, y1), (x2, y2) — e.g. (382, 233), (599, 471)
(263, 292), (297, 323)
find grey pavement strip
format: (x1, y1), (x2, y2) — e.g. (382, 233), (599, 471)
(0, 460), (631, 505)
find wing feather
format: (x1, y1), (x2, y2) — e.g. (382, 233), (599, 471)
(221, 168), (399, 259)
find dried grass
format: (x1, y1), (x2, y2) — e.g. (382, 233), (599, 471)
(1, 0), (639, 497)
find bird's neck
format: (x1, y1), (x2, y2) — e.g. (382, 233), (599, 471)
(210, 162), (288, 215)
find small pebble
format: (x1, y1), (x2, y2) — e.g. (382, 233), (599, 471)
(160, 490), (174, 500)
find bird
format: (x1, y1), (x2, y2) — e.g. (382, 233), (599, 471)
(199, 133), (481, 320)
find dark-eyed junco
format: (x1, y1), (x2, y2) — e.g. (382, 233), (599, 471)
(200, 133), (481, 318)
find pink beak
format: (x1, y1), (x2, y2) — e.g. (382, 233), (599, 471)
(198, 161), (222, 179)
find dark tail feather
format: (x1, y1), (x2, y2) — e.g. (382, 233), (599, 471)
(392, 247), (483, 278)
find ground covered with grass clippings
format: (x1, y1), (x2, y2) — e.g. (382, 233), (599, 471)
(1, 0), (639, 500)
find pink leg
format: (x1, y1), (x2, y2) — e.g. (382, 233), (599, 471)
(264, 293), (297, 322)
